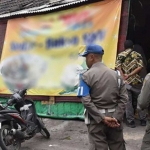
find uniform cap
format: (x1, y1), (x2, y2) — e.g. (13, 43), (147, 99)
(79, 45), (104, 57)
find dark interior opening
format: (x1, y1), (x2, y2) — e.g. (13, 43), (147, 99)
(127, 0), (150, 73)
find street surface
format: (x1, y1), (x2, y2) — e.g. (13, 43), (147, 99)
(0, 119), (145, 150)
(21, 119), (145, 150)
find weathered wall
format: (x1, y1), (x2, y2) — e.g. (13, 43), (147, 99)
(0, 20), (7, 58)
(117, 0), (129, 53)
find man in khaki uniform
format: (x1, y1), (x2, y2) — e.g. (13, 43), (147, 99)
(138, 73), (150, 150)
(77, 44), (128, 150)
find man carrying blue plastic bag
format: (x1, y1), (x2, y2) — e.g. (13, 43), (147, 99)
(77, 44), (128, 150)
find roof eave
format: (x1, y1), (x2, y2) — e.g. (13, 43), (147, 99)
(0, 0), (88, 19)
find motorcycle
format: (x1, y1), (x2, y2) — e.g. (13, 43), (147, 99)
(0, 89), (50, 150)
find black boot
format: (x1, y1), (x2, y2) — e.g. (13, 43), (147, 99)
(127, 120), (136, 128)
(140, 120), (146, 126)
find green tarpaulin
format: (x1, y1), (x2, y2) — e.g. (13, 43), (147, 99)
(0, 97), (84, 120)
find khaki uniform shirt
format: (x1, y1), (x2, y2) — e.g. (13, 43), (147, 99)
(138, 73), (150, 129)
(81, 62), (128, 123)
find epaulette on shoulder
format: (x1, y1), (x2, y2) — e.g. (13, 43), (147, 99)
(145, 73), (150, 80)
(81, 69), (88, 75)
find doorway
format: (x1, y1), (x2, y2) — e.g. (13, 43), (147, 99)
(127, 0), (150, 73)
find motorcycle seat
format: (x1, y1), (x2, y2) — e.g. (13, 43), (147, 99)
(0, 109), (18, 114)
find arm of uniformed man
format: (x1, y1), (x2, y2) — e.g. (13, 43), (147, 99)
(112, 77), (128, 122)
(138, 74), (150, 109)
(78, 73), (119, 127)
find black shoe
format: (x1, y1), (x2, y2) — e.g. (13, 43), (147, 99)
(127, 121), (136, 128)
(141, 120), (146, 126)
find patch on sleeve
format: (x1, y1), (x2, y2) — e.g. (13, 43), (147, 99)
(77, 74), (90, 97)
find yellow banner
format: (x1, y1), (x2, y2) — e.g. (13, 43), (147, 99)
(0, 0), (122, 96)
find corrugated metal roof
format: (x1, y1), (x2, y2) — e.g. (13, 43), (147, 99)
(0, 0), (88, 19)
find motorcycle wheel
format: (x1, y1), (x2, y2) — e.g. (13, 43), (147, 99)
(40, 128), (50, 139)
(0, 125), (21, 150)
(38, 118), (50, 139)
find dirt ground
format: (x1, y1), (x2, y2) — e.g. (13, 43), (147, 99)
(16, 118), (146, 150)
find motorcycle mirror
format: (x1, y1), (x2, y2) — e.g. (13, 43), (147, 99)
(19, 89), (27, 97)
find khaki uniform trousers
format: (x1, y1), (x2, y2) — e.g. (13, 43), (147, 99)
(141, 125), (150, 150)
(87, 119), (126, 150)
